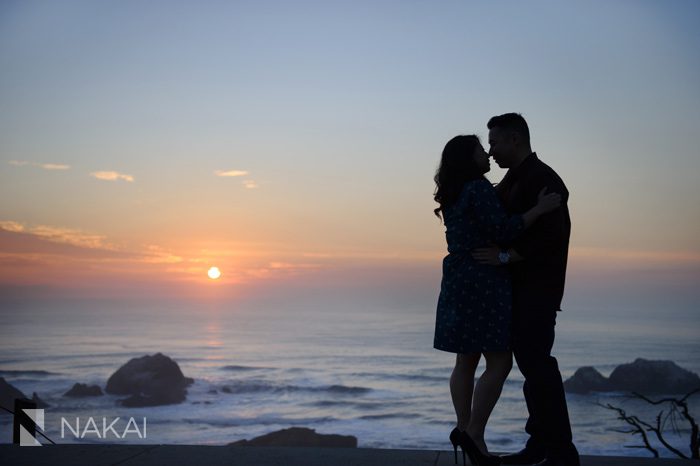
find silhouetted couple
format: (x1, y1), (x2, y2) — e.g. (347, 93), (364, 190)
(433, 113), (579, 466)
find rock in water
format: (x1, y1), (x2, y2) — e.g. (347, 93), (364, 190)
(105, 353), (194, 407)
(563, 367), (613, 394)
(31, 392), (50, 408)
(0, 377), (28, 414)
(564, 359), (700, 395)
(63, 383), (104, 397)
(0, 377), (50, 410)
(229, 427), (357, 447)
(608, 358), (700, 394)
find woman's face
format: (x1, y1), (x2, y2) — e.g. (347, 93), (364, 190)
(472, 143), (491, 174)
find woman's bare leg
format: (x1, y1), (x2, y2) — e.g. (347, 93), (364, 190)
(450, 352), (480, 431)
(467, 351), (512, 453)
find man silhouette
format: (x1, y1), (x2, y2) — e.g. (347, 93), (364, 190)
(479, 113), (579, 466)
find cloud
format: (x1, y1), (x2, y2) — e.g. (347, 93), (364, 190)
(30, 225), (112, 250)
(36, 163), (70, 170)
(0, 220), (114, 250)
(0, 221), (191, 269)
(141, 245), (183, 264)
(213, 169), (258, 188)
(215, 169), (249, 177)
(269, 262), (320, 270)
(0, 221), (25, 233)
(91, 171), (134, 182)
(8, 160), (70, 170)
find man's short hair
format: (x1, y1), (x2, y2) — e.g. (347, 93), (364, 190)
(487, 113), (530, 146)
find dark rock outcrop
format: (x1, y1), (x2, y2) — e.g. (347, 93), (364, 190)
(0, 377), (27, 414)
(229, 427), (357, 448)
(564, 359), (700, 395)
(564, 367), (613, 394)
(608, 358), (700, 394)
(31, 392), (49, 408)
(0, 378), (49, 412)
(63, 383), (104, 398)
(105, 353), (194, 407)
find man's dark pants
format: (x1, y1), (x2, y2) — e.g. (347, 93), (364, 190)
(512, 310), (578, 459)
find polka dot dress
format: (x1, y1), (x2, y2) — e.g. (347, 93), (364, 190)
(433, 179), (524, 353)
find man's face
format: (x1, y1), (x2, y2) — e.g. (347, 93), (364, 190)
(488, 127), (516, 168)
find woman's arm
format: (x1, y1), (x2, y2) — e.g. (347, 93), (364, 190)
(470, 181), (561, 244)
(470, 187), (560, 266)
(471, 246), (523, 265)
(520, 187), (561, 229)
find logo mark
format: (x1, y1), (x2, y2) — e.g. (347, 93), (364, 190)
(19, 408), (44, 446)
(61, 416), (147, 439)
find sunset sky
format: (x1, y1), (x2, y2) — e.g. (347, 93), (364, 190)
(1, 1), (699, 315)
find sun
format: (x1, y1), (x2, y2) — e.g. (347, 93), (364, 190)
(207, 267), (221, 280)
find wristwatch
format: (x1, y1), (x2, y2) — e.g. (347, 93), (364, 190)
(498, 250), (511, 265)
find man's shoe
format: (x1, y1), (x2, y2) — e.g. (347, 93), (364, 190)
(534, 455), (581, 466)
(499, 447), (546, 465)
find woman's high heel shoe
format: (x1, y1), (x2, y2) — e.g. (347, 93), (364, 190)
(449, 428), (466, 465)
(460, 431), (501, 466)
(449, 428), (501, 466)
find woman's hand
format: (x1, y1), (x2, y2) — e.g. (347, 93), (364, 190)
(535, 187), (561, 214)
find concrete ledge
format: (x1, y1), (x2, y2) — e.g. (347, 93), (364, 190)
(0, 444), (691, 466)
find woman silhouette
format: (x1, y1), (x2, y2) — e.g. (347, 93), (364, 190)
(432, 135), (560, 465)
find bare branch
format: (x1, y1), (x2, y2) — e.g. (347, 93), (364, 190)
(631, 388), (700, 406)
(601, 402), (658, 457)
(653, 411), (688, 459)
(680, 387), (700, 403)
(603, 389), (700, 459)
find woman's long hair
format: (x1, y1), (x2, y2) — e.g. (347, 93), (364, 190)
(433, 135), (485, 221)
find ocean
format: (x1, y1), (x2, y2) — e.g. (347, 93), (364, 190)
(1, 300), (698, 458)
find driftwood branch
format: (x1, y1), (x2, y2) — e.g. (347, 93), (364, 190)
(600, 388), (700, 460)
(653, 410), (688, 459)
(599, 402), (659, 457)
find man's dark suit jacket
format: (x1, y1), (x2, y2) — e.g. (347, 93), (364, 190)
(495, 153), (571, 315)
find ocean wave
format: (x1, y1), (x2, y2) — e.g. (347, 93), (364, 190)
(39, 352), (142, 361)
(220, 365), (269, 372)
(309, 400), (352, 407)
(179, 415), (336, 428)
(357, 413), (420, 420)
(350, 372), (446, 383)
(218, 380), (372, 396)
(0, 369), (61, 376)
(65, 362), (113, 370)
(325, 385), (371, 394)
(0, 359), (23, 365)
(305, 399), (405, 410)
